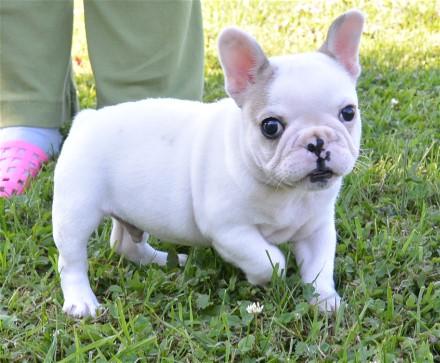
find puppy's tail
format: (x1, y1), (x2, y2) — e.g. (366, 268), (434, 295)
(72, 109), (97, 125)
(66, 109), (98, 139)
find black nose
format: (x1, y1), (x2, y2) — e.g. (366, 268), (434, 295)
(307, 137), (325, 156)
(307, 138), (333, 183)
(307, 137), (331, 170)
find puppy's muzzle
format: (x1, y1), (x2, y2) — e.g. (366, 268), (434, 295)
(307, 137), (334, 183)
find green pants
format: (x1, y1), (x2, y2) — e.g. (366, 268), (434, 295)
(0, 0), (204, 129)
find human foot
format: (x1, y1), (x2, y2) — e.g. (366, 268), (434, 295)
(0, 127), (62, 197)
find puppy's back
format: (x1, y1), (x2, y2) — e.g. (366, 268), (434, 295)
(53, 98), (226, 242)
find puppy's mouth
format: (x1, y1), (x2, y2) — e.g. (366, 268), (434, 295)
(308, 168), (334, 183)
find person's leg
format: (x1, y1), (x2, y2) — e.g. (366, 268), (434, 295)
(0, 1), (75, 197)
(84, 0), (204, 107)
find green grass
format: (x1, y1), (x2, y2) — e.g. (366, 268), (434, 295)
(1, 1), (439, 361)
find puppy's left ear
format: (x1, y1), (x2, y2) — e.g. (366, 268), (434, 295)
(218, 27), (270, 107)
(319, 9), (365, 80)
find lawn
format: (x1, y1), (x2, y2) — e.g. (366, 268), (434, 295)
(1, 0), (439, 361)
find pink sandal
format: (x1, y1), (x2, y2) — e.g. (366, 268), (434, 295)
(0, 140), (49, 197)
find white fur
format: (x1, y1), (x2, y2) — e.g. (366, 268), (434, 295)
(53, 10), (364, 317)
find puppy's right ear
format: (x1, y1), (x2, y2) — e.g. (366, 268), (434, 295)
(218, 27), (269, 107)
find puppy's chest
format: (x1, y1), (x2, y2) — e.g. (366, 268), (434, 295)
(255, 203), (316, 244)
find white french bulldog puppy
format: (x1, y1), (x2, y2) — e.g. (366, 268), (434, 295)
(52, 10), (364, 318)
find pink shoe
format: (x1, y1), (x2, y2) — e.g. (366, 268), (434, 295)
(0, 140), (49, 197)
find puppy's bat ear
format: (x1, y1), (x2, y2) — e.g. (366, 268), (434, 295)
(319, 9), (364, 80)
(218, 27), (269, 107)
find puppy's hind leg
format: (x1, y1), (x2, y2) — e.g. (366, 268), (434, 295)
(110, 218), (187, 267)
(52, 204), (103, 318)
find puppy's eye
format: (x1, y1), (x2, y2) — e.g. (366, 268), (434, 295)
(261, 117), (284, 139)
(339, 105), (356, 122)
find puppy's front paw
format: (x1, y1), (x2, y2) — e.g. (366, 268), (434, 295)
(246, 247), (286, 286)
(312, 291), (341, 312)
(63, 289), (100, 318)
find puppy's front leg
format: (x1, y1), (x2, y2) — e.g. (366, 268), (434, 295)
(213, 226), (285, 285)
(291, 219), (341, 312)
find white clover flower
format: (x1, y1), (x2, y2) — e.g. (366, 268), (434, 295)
(390, 98), (399, 106)
(246, 302), (264, 314)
